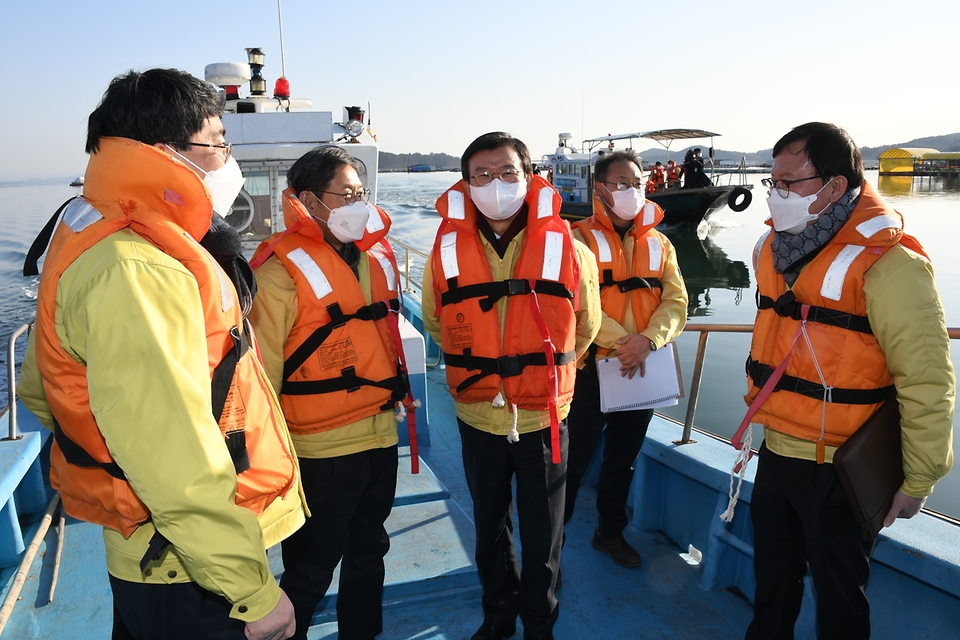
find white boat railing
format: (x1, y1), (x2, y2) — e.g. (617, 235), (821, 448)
(387, 235), (429, 296)
(3, 323), (32, 441)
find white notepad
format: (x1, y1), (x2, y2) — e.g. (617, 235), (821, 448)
(597, 342), (684, 412)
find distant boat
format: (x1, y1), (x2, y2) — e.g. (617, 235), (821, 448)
(542, 129), (754, 225)
(69, 176), (84, 187)
(408, 163), (431, 173)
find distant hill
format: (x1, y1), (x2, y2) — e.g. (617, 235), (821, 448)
(380, 151), (460, 172)
(859, 133), (960, 161)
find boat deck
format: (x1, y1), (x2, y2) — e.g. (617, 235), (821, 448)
(4, 365), (960, 638)
(0, 367), (755, 639)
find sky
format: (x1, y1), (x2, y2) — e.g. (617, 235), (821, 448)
(3, 0), (959, 179)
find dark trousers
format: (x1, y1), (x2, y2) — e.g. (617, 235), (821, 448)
(110, 576), (246, 640)
(458, 418), (567, 640)
(280, 446), (398, 640)
(746, 442), (876, 640)
(564, 362), (653, 538)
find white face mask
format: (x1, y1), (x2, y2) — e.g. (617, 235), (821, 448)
(315, 198), (372, 243)
(167, 146), (246, 217)
(469, 178), (528, 221)
(766, 177), (834, 234)
(607, 186), (646, 221)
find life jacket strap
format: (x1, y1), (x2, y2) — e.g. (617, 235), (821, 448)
(444, 349), (576, 393)
(282, 298), (401, 381)
(746, 358), (896, 405)
(756, 290), (873, 335)
(23, 197), (78, 277)
(600, 269), (662, 293)
(441, 277), (574, 312)
(281, 370), (408, 398)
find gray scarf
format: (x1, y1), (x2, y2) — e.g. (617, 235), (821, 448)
(772, 186), (861, 285)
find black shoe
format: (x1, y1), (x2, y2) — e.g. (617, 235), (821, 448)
(555, 567), (562, 590)
(471, 622), (517, 640)
(591, 528), (642, 567)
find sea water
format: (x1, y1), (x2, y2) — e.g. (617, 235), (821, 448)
(2, 171), (958, 516)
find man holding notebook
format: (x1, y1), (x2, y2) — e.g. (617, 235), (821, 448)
(564, 149), (688, 569)
(743, 122), (955, 639)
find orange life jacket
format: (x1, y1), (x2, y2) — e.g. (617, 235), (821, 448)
(746, 181), (928, 447)
(652, 166), (666, 185)
(666, 165), (681, 185)
(431, 175), (580, 410)
(574, 197), (669, 356)
(34, 138), (297, 537)
(251, 191), (407, 434)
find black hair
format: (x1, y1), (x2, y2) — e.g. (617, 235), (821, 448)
(86, 68), (224, 154)
(288, 146), (363, 195)
(460, 132), (533, 182)
(772, 122), (863, 189)
(594, 149), (643, 183)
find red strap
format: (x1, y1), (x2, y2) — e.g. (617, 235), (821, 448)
(528, 280), (561, 464)
(730, 304), (810, 470)
(248, 220), (303, 270)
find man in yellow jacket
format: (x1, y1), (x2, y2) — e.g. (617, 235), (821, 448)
(565, 149), (687, 569)
(249, 146), (407, 640)
(745, 122), (954, 639)
(19, 68), (304, 640)
(423, 132), (601, 640)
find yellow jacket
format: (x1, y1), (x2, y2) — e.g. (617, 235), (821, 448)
(250, 252), (399, 459)
(755, 224), (954, 498)
(423, 228), (601, 435)
(19, 139), (305, 623)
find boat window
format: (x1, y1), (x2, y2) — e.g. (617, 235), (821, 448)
(229, 170), (273, 241)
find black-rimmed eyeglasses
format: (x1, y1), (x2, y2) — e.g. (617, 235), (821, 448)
(470, 169), (522, 186)
(761, 175), (823, 198)
(166, 141), (232, 160)
(314, 188), (371, 207)
(600, 180), (644, 192)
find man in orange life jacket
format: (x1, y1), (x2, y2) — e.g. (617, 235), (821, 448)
(666, 159), (681, 189)
(564, 149), (688, 569)
(422, 132), (601, 640)
(248, 146), (408, 640)
(18, 69), (304, 640)
(744, 122), (954, 639)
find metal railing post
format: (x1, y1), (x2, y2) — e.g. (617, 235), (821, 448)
(5, 323), (32, 441)
(677, 329), (709, 445)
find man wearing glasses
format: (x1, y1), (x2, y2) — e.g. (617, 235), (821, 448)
(19, 68), (304, 639)
(563, 149), (687, 570)
(248, 145), (409, 640)
(422, 132), (601, 640)
(744, 122), (954, 639)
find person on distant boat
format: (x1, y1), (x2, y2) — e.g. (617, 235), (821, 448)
(651, 161), (666, 191)
(681, 147), (710, 188)
(248, 146), (414, 640)
(666, 159), (681, 188)
(741, 122), (954, 640)
(422, 132), (601, 640)
(18, 68), (304, 640)
(564, 149), (688, 570)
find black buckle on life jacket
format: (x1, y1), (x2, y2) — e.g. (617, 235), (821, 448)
(327, 302), (348, 328)
(341, 366), (361, 392)
(757, 290), (874, 335)
(479, 279), (532, 312)
(600, 269), (661, 293)
(496, 354), (524, 378)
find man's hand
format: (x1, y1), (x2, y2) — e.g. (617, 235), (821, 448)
(245, 589), (296, 640)
(882, 491), (926, 528)
(614, 334), (653, 380)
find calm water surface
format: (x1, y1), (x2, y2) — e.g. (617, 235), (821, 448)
(2, 171), (958, 515)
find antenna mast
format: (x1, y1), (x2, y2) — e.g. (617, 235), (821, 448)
(277, 0), (287, 78)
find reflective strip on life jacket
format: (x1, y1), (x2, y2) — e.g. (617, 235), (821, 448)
(286, 247), (334, 300)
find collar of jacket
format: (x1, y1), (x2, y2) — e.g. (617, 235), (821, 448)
(82, 137), (213, 242)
